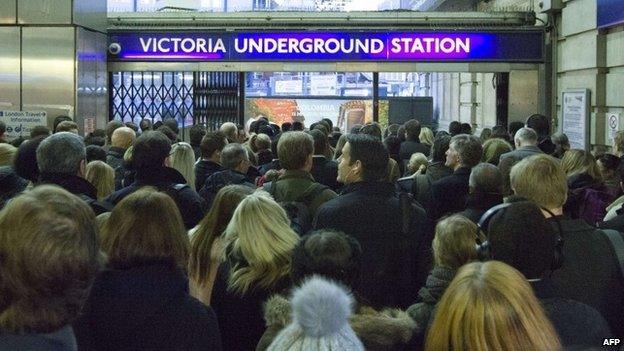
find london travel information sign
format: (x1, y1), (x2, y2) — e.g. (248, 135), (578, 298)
(109, 31), (544, 62)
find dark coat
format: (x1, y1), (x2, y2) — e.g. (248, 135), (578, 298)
(105, 167), (205, 229)
(429, 167), (471, 220)
(311, 155), (340, 191)
(38, 173), (111, 215)
(498, 145), (543, 195)
(548, 217), (624, 335)
(256, 149), (274, 167)
(532, 279), (613, 349)
(399, 140), (430, 173)
(105, 146), (125, 171)
(0, 326), (77, 351)
(259, 159), (280, 175)
(73, 263), (221, 351)
(313, 181), (432, 309)
(211, 262), (290, 351)
(194, 160), (224, 190)
(199, 169), (255, 209)
(460, 192), (504, 224)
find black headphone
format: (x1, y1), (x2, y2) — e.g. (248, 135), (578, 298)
(475, 202), (564, 272)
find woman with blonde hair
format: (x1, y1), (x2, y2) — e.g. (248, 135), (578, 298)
(407, 215), (480, 347)
(85, 160), (115, 200)
(481, 137), (513, 166)
(170, 142), (197, 190)
(188, 184), (255, 305)
(426, 261), (562, 351)
(211, 191), (299, 351)
(73, 188), (222, 351)
(419, 126), (435, 147)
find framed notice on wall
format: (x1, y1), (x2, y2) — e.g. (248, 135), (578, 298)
(562, 89), (590, 150)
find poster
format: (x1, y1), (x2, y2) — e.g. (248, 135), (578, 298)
(245, 98), (373, 132)
(0, 111), (47, 141)
(310, 75), (337, 96)
(562, 90), (589, 150)
(274, 80), (303, 95)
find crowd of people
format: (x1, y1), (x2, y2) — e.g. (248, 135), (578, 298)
(0, 113), (623, 351)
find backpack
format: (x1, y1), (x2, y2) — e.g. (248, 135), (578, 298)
(263, 181), (329, 235)
(570, 186), (613, 225)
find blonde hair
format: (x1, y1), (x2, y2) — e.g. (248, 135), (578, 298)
(482, 138), (513, 166)
(432, 215), (479, 269)
(170, 142), (196, 190)
(85, 160), (115, 201)
(426, 261), (562, 351)
(224, 191), (299, 294)
(419, 127), (435, 147)
(406, 152), (428, 175)
(560, 149), (602, 182)
(101, 187), (189, 270)
(0, 143), (17, 166)
(510, 154), (567, 209)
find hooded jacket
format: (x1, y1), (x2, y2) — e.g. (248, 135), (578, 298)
(256, 294), (417, 351)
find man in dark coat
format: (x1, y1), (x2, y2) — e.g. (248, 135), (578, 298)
(429, 134), (483, 220)
(313, 134), (430, 309)
(498, 127), (543, 195)
(510, 154), (624, 336)
(199, 143), (255, 209)
(194, 131), (227, 190)
(309, 129), (340, 191)
(399, 119), (430, 173)
(106, 127), (136, 190)
(36, 132), (111, 215)
(106, 131), (205, 229)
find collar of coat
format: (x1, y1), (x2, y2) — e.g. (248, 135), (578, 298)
(263, 294), (418, 350)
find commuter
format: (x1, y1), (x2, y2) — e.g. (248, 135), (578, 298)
(459, 163), (503, 223)
(481, 137), (512, 166)
(329, 126), (342, 148)
(383, 134), (401, 165)
(526, 113), (556, 155)
(36, 132), (110, 215)
(360, 123), (400, 182)
(250, 133), (273, 166)
(262, 131), (337, 218)
(292, 121), (304, 131)
(313, 134), (429, 308)
(157, 125), (178, 143)
(333, 133), (348, 160)
(384, 123), (400, 138)
(425, 261), (562, 351)
(498, 127), (543, 195)
(281, 122), (292, 132)
(479, 127), (492, 142)
(405, 152), (428, 176)
(507, 120), (524, 143)
(29, 125), (51, 139)
(106, 131), (204, 229)
(597, 153), (621, 196)
(399, 120), (430, 172)
(13, 135), (46, 184)
(188, 124), (206, 160)
(459, 123), (472, 135)
(73, 188), (222, 351)
(266, 277), (365, 351)
(419, 126), (435, 147)
(484, 200), (613, 348)
(104, 120), (124, 148)
(309, 129), (340, 191)
(551, 132), (571, 159)
(510, 154), (624, 334)
(0, 166), (28, 209)
(220, 122), (239, 143)
(407, 215), (479, 348)
(211, 192), (298, 351)
(258, 230), (417, 351)
(85, 145), (107, 163)
(448, 121), (461, 136)
(85, 160), (115, 201)
(170, 142), (197, 190)
(124, 122), (139, 133)
(429, 134), (482, 220)
(561, 149), (613, 224)
(188, 185), (254, 305)
(490, 124), (511, 143)
(139, 118), (152, 133)
(106, 126), (135, 189)
(54, 120), (79, 134)
(0, 185), (102, 351)
(163, 118), (180, 140)
(52, 115), (73, 133)
(199, 143), (254, 209)
(195, 131), (227, 190)
(0, 143), (16, 166)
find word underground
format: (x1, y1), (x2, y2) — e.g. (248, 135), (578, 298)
(138, 36), (471, 55)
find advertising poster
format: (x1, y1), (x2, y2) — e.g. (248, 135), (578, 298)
(245, 98), (373, 132)
(0, 111), (47, 141)
(562, 90), (590, 150)
(274, 80), (303, 95)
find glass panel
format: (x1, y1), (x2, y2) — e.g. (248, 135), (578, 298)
(246, 72), (373, 98)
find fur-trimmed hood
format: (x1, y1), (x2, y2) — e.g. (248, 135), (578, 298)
(257, 294), (419, 351)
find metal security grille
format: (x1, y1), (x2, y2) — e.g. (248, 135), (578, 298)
(110, 71), (194, 128)
(193, 72), (240, 130)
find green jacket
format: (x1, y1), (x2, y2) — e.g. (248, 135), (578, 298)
(264, 170), (337, 216)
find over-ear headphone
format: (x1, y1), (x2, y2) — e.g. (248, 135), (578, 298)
(475, 202), (564, 272)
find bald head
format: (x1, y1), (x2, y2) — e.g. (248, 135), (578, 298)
(514, 127), (538, 148)
(111, 127), (136, 149)
(219, 122), (238, 143)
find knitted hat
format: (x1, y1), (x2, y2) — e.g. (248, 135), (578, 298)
(267, 276), (364, 351)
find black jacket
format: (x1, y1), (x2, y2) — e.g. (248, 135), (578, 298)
(532, 279), (613, 349)
(38, 173), (111, 215)
(313, 181), (431, 309)
(106, 167), (205, 229)
(460, 192), (503, 224)
(547, 217), (624, 335)
(399, 140), (431, 173)
(199, 169), (255, 210)
(106, 147), (125, 170)
(73, 263), (222, 351)
(194, 160), (224, 190)
(211, 261), (290, 351)
(256, 149), (273, 167)
(429, 167), (471, 220)
(310, 155), (340, 191)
